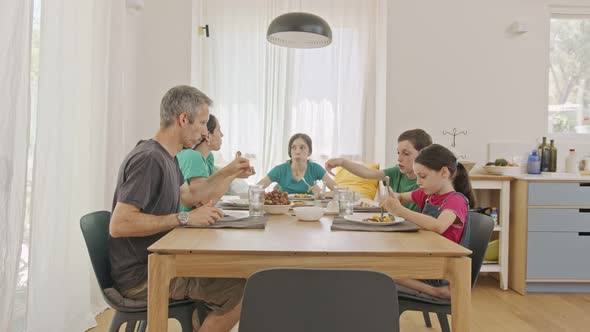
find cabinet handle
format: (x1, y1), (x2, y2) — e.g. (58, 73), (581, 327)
(580, 209), (590, 213)
(580, 232), (590, 236)
(581, 183), (590, 187)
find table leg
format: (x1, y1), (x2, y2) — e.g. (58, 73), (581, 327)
(499, 181), (510, 290)
(448, 257), (471, 332)
(148, 253), (175, 332)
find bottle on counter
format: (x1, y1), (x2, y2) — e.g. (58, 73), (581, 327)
(490, 207), (498, 225)
(538, 137), (550, 172)
(549, 139), (557, 172)
(565, 149), (578, 174)
(527, 150), (541, 174)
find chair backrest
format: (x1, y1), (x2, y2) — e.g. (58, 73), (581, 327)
(80, 210), (113, 290)
(467, 211), (495, 287)
(239, 268), (400, 332)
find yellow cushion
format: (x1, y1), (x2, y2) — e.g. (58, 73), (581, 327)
(484, 239), (499, 261)
(333, 163), (380, 199)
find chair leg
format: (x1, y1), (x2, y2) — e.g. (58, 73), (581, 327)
(138, 320), (147, 332)
(196, 302), (209, 327)
(437, 313), (450, 332)
(108, 311), (126, 332)
(422, 311), (433, 328)
(124, 320), (137, 332)
(169, 304), (197, 332)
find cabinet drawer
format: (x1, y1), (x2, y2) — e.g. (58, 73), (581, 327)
(528, 182), (590, 206)
(527, 231), (590, 279)
(528, 208), (590, 232)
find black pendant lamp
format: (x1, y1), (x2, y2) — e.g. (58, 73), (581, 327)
(267, 12), (332, 49)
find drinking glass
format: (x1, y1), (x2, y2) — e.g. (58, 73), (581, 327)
(338, 189), (354, 216)
(248, 185), (265, 217)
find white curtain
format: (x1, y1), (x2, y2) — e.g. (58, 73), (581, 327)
(25, 0), (135, 330)
(194, 0), (384, 178)
(0, 0), (33, 331)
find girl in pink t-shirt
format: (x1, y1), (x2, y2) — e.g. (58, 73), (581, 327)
(380, 144), (475, 299)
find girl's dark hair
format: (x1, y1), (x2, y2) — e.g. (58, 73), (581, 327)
(195, 114), (218, 148)
(206, 114), (218, 134)
(414, 144), (476, 207)
(398, 129), (432, 151)
(288, 133), (313, 158)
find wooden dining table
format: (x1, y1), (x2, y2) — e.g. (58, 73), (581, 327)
(147, 214), (472, 331)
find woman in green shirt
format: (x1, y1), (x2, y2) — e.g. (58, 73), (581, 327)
(177, 114), (253, 211)
(258, 133), (337, 194)
(324, 129), (432, 211)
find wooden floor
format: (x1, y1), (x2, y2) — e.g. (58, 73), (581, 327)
(89, 276), (590, 332)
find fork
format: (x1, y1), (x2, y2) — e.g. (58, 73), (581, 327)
(380, 176), (391, 218)
(300, 177), (314, 193)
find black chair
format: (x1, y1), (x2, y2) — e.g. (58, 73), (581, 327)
(398, 212), (494, 332)
(238, 268), (400, 332)
(80, 211), (206, 332)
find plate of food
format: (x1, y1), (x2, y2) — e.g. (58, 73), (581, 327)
(343, 213), (404, 226)
(353, 198), (382, 212)
(263, 189), (292, 214)
(288, 193), (314, 200)
(355, 198), (379, 207)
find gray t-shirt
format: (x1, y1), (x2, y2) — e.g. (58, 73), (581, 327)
(108, 139), (184, 291)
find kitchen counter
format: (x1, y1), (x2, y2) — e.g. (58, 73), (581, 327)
(470, 174), (514, 181)
(512, 173), (590, 182)
(470, 172), (590, 182)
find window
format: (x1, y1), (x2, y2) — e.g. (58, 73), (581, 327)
(548, 14), (590, 134)
(193, 0), (378, 178)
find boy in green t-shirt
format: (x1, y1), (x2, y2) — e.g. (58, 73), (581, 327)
(177, 114), (254, 211)
(325, 129), (432, 211)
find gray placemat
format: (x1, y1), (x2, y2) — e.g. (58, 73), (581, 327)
(182, 215), (267, 229)
(331, 217), (419, 232)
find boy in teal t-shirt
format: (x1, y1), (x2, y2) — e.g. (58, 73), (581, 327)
(175, 113), (254, 212)
(177, 149), (216, 212)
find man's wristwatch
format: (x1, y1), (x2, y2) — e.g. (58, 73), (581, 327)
(177, 212), (189, 226)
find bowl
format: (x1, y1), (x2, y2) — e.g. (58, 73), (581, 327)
(459, 160), (475, 173)
(293, 206), (325, 221)
(263, 204), (291, 215)
(483, 165), (520, 176)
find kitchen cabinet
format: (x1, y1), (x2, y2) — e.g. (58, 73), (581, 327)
(509, 178), (590, 294)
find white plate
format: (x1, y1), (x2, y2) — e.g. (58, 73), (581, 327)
(343, 213), (404, 226)
(288, 194), (314, 200)
(219, 210), (250, 222)
(221, 198), (249, 207)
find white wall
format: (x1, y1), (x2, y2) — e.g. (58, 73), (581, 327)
(132, 0), (193, 140)
(384, 0), (590, 166)
(132, 0), (590, 166)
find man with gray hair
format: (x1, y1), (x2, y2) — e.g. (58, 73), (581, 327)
(109, 85), (250, 331)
